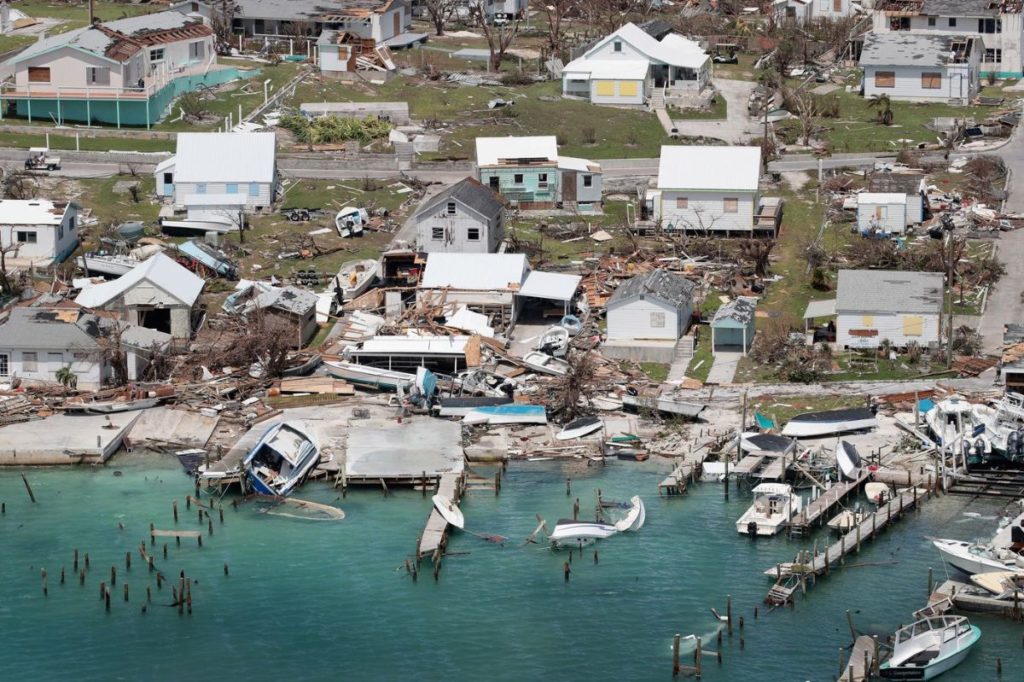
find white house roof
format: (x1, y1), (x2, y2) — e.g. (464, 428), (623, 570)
(557, 156), (601, 173)
(476, 136), (558, 167)
(0, 199), (69, 225)
(154, 157), (176, 174)
(857, 193), (907, 205)
(585, 22), (709, 70)
(519, 271), (582, 302)
(420, 253), (529, 291)
(75, 253), (205, 308)
(657, 145), (761, 191)
(173, 133), (276, 184)
(561, 58), (649, 80)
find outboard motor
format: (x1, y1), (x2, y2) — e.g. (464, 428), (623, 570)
(1008, 430), (1018, 458)
(747, 521), (758, 538)
(974, 438), (986, 461)
(1016, 428), (1024, 458)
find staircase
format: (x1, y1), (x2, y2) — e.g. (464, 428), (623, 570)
(649, 88), (666, 110)
(665, 335), (696, 384)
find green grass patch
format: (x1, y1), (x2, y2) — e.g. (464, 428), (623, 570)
(0, 34), (36, 55)
(16, 1), (159, 22)
(672, 95), (727, 120)
(506, 200), (633, 264)
(639, 362), (669, 382)
(685, 327), (713, 383)
(0, 131), (174, 152)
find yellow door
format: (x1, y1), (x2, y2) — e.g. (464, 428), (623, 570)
(594, 81), (615, 97)
(618, 80), (638, 97)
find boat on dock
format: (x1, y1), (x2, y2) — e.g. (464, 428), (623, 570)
(522, 351), (570, 376)
(968, 570), (1024, 599)
(242, 421), (320, 497)
(556, 415), (603, 440)
(781, 407), (877, 438)
(932, 538), (1024, 575)
(323, 360), (415, 391)
(837, 440), (863, 481)
(879, 615), (980, 680)
(865, 481), (892, 505)
(736, 483), (803, 536)
(827, 508), (867, 533)
(432, 494), (465, 529)
(331, 259), (379, 301)
(462, 404), (547, 425)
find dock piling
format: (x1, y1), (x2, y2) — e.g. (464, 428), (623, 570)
(110, 566), (116, 586)
(928, 567), (934, 596)
(566, 478), (571, 496)
(672, 634), (681, 677)
(41, 568), (47, 596)
(20, 474), (36, 503)
(172, 500), (178, 523)
(125, 551), (131, 571)
(727, 595), (732, 635)
(60, 567), (64, 585)
(563, 561), (570, 583)
(73, 549), (78, 572)
(79, 569), (85, 585)
(123, 583), (129, 602)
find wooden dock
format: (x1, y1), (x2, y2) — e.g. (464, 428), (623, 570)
(416, 472), (466, 562)
(755, 455), (786, 481)
(837, 635), (878, 682)
(657, 430), (734, 496)
(788, 472), (870, 535)
(730, 453), (765, 476)
(924, 580), (1024, 618)
(765, 487), (932, 604)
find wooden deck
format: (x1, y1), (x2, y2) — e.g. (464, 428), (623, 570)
(730, 454), (765, 476)
(837, 635), (878, 682)
(416, 472), (465, 561)
(788, 472), (870, 532)
(755, 455), (787, 480)
(657, 430), (734, 496)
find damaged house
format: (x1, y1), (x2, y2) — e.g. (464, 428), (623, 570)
(414, 177), (505, 254)
(835, 270), (943, 349)
(860, 32), (982, 103)
(226, 282), (319, 347)
(603, 268), (697, 363)
(0, 199), (78, 268)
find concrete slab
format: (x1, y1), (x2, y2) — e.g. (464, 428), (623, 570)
(706, 352), (743, 385)
(346, 418), (463, 480)
(129, 406), (219, 448)
(0, 412), (141, 465)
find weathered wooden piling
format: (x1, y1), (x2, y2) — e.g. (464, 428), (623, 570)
(593, 550), (599, 564)
(110, 566), (116, 586)
(224, 563), (229, 576)
(104, 586), (110, 612)
(156, 573), (163, 589)
(125, 551), (131, 570)
(186, 496), (191, 510)
(147, 586), (152, 603)
(73, 549), (79, 572)
(21, 474), (36, 503)
(563, 561), (571, 583)
(494, 472), (501, 496)
(84, 553), (90, 569)
(172, 500), (178, 523)
(672, 634), (681, 677)
(123, 583), (129, 602)
(59, 567), (65, 585)
(572, 498), (579, 520)
(99, 581), (106, 599)
(219, 506), (224, 524)
(41, 568), (47, 596)
(566, 478), (571, 496)
(727, 595), (733, 635)
(208, 518), (214, 536)
(79, 568), (86, 585)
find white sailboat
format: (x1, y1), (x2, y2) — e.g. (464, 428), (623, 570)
(735, 483), (803, 536)
(879, 616), (980, 680)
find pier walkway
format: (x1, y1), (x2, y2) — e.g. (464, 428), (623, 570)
(788, 472), (870, 535)
(657, 430), (734, 496)
(416, 472), (466, 562)
(764, 487), (932, 604)
(837, 636), (878, 682)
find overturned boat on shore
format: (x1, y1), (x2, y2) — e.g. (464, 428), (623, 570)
(781, 407), (877, 438)
(243, 421), (320, 497)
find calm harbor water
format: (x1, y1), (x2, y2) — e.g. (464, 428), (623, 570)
(0, 453), (1019, 681)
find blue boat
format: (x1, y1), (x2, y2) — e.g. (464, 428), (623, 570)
(462, 404), (547, 425)
(242, 421), (320, 497)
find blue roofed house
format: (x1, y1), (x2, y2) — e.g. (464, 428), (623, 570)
(475, 136), (602, 212)
(711, 297), (757, 356)
(0, 10), (251, 127)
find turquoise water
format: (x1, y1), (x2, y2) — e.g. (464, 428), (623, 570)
(0, 455), (1020, 681)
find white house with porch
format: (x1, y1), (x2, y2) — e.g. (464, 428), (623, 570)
(562, 22), (711, 106)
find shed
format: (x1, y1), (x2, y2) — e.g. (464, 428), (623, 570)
(606, 268), (696, 342)
(868, 173), (926, 225)
(856, 193), (908, 234)
(711, 297), (757, 355)
(252, 285), (319, 347)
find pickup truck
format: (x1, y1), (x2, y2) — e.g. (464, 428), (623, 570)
(24, 148), (61, 171)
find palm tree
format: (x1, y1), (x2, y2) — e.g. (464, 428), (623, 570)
(55, 365), (77, 390)
(868, 94), (894, 126)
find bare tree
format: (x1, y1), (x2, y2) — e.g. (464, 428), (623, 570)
(551, 350), (596, 419)
(737, 239), (775, 278)
(467, 1), (522, 72)
(0, 242), (21, 296)
(210, 0), (237, 52)
(532, 0), (578, 54)
(422, 0), (458, 36)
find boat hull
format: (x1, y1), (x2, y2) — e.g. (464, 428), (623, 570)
(323, 360), (414, 391)
(880, 626), (980, 680)
(933, 539), (1018, 575)
(781, 408), (877, 438)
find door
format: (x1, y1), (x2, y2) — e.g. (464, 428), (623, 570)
(393, 12), (400, 39)
(561, 171), (577, 202)
(488, 176), (499, 191)
(162, 172), (173, 197)
(833, 0), (842, 11)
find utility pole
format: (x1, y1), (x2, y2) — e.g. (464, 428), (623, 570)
(89, 0), (94, 25)
(945, 234), (955, 368)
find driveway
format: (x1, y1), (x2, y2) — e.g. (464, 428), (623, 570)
(664, 79), (759, 144)
(706, 352), (743, 385)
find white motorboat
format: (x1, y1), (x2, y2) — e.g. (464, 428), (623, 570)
(879, 615), (980, 680)
(781, 407), (877, 438)
(827, 508), (867, 532)
(969, 570), (1024, 599)
(932, 538), (1024, 575)
(522, 351), (570, 376)
(323, 360), (414, 391)
(335, 206), (369, 237)
(549, 520), (619, 548)
(925, 396), (988, 448)
(432, 494), (465, 529)
(556, 415), (603, 440)
(836, 440), (863, 482)
(536, 325), (569, 358)
(865, 482), (892, 505)
(331, 259), (379, 301)
(735, 483), (803, 536)
(242, 421), (320, 497)
(613, 496), (646, 532)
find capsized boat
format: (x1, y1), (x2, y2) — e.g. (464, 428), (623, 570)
(556, 415), (602, 440)
(331, 259), (379, 301)
(932, 538), (1024, 575)
(522, 351), (570, 376)
(735, 483), (803, 536)
(613, 496), (646, 532)
(432, 494), (465, 529)
(536, 325), (569, 358)
(969, 570), (1024, 599)
(463, 404), (547, 425)
(836, 440), (863, 481)
(242, 421), (320, 497)
(879, 616), (980, 680)
(781, 407), (877, 438)
(549, 520), (619, 548)
(323, 360), (415, 391)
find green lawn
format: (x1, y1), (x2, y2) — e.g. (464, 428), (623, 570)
(506, 200), (635, 265)
(639, 362), (669, 382)
(70, 175), (162, 238)
(291, 78), (669, 158)
(672, 94), (727, 120)
(752, 394), (869, 428)
(685, 327), (713, 383)
(0, 131), (174, 152)
(16, 1), (159, 22)
(0, 34), (36, 55)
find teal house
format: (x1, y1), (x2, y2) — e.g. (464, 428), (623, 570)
(0, 11), (256, 128)
(474, 135), (603, 212)
(711, 297), (757, 356)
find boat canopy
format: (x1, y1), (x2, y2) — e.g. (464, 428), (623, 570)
(751, 483), (793, 496)
(894, 616), (971, 644)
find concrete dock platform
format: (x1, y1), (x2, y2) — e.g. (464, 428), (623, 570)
(129, 406), (220, 449)
(0, 412), (142, 465)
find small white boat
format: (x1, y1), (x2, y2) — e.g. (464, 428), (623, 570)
(331, 259), (379, 301)
(836, 440), (862, 482)
(243, 421), (320, 497)
(781, 407), (877, 438)
(865, 482), (892, 505)
(462, 404), (547, 425)
(323, 360), (415, 391)
(879, 615), (980, 680)
(335, 206), (369, 238)
(161, 217), (237, 235)
(613, 496), (646, 532)
(827, 509), (867, 532)
(80, 253), (140, 277)
(736, 483), (803, 536)
(932, 538), (1024, 575)
(969, 570), (1024, 599)
(64, 396), (161, 414)
(432, 494), (465, 529)
(522, 351), (570, 376)
(536, 325), (569, 358)
(549, 520), (619, 548)
(700, 461), (728, 482)
(556, 415), (603, 441)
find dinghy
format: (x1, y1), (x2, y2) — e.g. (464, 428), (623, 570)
(865, 482), (892, 505)
(879, 615), (980, 680)
(781, 407), (877, 438)
(827, 509), (867, 532)
(432, 494), (465, 529)
(323, 360), (415, 391)
(335, 207), (369, 238)
(331, 259), (379, 301)
(536, 325), (569, 358)
(463, 404), (547, 425)
(836, 440), (863, 481)
(556, 415), (603, 440)
(522, 351), (570, 376)
(242, 421), (320, 497)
